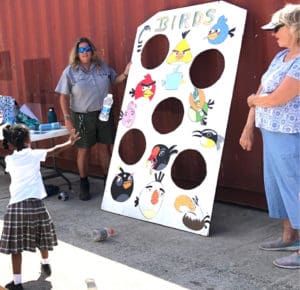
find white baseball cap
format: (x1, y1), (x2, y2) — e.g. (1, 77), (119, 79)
(261, 10), (283, 30)
(261, 21), (284, 30)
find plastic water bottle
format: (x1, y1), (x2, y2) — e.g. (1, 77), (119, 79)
(99, 94), (113, 122)
(92, 227), (114, 242)
(57, 191), (69, 201)
(47, 107), (57, 123)
(39, 122), (61, 131)
(85, 278), (98, 290)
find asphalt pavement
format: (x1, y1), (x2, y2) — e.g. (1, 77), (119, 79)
(0, 169), (299, 290)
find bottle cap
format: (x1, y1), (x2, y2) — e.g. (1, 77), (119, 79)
(107, 227), (115, 236)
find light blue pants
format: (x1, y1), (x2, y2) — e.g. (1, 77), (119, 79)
(261, 129), (300, 229)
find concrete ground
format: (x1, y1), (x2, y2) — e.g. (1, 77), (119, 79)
(0, 169), (299, 290)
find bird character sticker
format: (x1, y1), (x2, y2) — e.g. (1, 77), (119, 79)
(166, 30), (192, 64)
(129, 74), (156, 101)
(162, 65), (184, 90)
(207, 15), (236, 45)
(134, 172), (165, 219)
(119, 101), (137, 128)
(188, 88), (214, 125)
(193, 129), (224, 150)
(110, 167), (134, 202)
(147, 144), (178, 173)
(174, 195), (210, 231)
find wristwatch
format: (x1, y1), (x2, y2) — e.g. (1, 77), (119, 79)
(64, 114), (71, 120)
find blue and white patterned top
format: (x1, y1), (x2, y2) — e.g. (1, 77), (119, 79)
(255, 49), (300, 133)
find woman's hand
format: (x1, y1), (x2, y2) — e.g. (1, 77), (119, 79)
(123, 61), (132, 76)
(247, 93), (256, 107)
(115, 61), (132, 84)
(69, 128), (80, 145)
(239, 126), (254, 151)
(64, 118), (75, 132)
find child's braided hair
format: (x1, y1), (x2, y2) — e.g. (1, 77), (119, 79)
(2, 124), (30, 151)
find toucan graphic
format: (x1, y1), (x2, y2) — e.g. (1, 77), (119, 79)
(193, 129), (224, 150)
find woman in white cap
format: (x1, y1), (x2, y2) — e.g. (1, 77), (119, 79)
(240, 4), (300, 269)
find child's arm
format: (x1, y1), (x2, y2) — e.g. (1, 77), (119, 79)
(45, 129), (80, 157)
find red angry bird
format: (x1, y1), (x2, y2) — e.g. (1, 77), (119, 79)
(130, 74), (156, 101)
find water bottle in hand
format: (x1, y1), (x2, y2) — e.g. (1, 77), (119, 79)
(99, 94), (113, 122)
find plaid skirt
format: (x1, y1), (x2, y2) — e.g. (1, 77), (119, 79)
(0, 198), (58, 254)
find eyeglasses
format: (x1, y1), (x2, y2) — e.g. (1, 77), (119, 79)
(273, 24), (284, 33)
(78, 46), (92, 53)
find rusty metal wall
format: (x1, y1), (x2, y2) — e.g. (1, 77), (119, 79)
(0, 0), (298, 208)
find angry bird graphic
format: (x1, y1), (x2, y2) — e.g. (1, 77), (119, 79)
(119, 101), (137, 128)
(188, 88), (214, 125)
(129, 74), (156, 101)
(110, 167), (134, 202)
(193, 129), (224, 150)
(207, 15), (236, 45)
(167, 30), (192, 64)
(174, 194), (210, 231)
(162, 65), (184, 90)
(134, 172), (165, 219)
(147, 144), (178, 172)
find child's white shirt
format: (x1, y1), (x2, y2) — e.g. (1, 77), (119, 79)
(5, 148), (47, 205)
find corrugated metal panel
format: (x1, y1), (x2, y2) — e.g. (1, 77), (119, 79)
(0, 0), (298, 208)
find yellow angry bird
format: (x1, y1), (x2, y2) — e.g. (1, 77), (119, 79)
(167, 30), (192, 64)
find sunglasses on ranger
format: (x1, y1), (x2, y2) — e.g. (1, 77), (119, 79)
(78, 46), (92, 53)
(273, 24), (284, 33)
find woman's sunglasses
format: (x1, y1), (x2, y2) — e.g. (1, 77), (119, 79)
(273, 24), (284, 33)
(78, 46), (92, 53)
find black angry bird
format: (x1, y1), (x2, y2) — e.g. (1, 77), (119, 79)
(147, 144), (178, 172)
(111, 167), (134, 202)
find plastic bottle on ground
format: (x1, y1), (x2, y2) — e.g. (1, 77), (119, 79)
(99, 94), (113, 122)
(92, 227), (115, 242)
(57, 191), (69, 201)
(85, 278), (98, 290)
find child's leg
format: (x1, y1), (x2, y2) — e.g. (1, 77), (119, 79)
(40, 249), (48, 260)
(7, 253), (23, 286)
(11, 253), (22, 274)
(39, 249), (51, 277)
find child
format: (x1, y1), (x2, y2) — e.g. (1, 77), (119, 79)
(0, 124), (80, 290)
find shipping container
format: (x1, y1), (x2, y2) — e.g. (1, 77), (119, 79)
(0, 0), (297, 208)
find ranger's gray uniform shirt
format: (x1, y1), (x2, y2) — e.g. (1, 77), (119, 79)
(55, 61), (117, 113)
